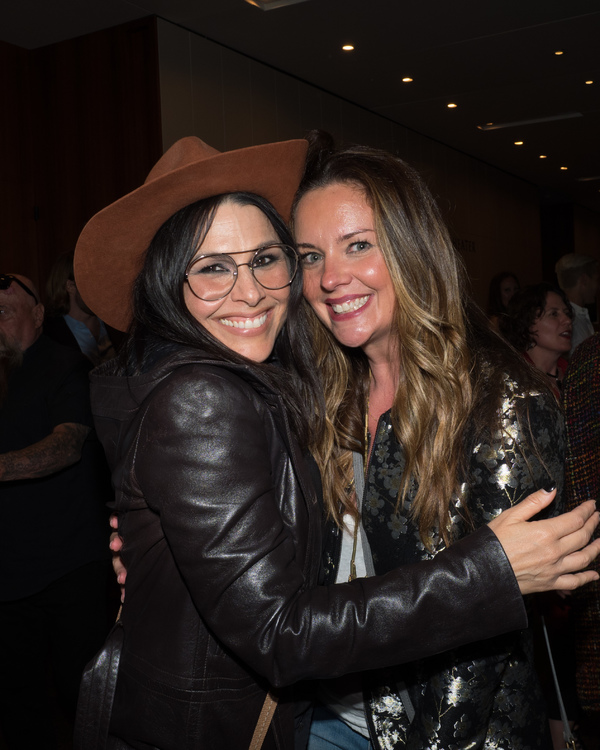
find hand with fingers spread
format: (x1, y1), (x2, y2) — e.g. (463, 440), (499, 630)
(108, 489), (600, 602)
(488, 488), (600, 595)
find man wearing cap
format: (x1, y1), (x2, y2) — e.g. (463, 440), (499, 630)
(0, 273), (110, 749)
(555, 253), (599, 356)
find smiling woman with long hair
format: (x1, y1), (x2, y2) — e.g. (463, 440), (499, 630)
(292, 132), (570, 749)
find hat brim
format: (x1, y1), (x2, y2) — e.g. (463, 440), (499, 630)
(74, 139), (308, 332)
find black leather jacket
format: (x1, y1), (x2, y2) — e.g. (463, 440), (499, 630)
(90, 347), (526, 750)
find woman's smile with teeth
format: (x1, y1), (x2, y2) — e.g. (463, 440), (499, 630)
(331, 295), (370, 314)
(219, 312), (268, 329)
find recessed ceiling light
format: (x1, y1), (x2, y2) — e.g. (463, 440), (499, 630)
(585, 80), (594, 84)
(555, 50), (564, 55)
(514, 141), (524, 146)
(447, 103), (457, 109)
(539, 155), (547, 159)
(342, 44), (354, 51)
(560, 166), (568, 170)
(402, 77), (413, 83)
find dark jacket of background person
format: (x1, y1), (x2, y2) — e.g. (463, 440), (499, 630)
(563, 333), (600, 715)
(0, 332), (111, 749)
(91, 345), (527, 750)
(0, 334), (109, 599)
(44, 314), (117, 363)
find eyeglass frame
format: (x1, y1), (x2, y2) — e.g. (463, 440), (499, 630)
(0, 274), (39, 305)
(184, 244), (299, 302)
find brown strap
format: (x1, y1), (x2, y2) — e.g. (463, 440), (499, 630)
(249, 691), (278, 750)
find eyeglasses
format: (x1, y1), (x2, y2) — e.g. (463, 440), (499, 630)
(0, 274), (39, 305)
(185, 244), (298, 302)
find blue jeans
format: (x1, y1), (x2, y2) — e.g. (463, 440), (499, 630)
(307, 704), (373, 750)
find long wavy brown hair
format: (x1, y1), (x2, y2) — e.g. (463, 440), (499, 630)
(293, 132), (551, 548)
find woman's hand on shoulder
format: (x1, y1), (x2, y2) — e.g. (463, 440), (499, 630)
(109, 514), (126, 602)
(488, 488), (600, 595)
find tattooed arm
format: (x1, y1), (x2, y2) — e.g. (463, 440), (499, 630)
(0, 423), (91, 481)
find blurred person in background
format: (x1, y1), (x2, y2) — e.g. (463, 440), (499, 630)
(500, 282), (572, 397)
(487, 270), (520, 330)
(0, 273), (110, 750)
(555, 253), (598, 357)
(44, 250), (116, 364)
(501, 281), (585, 748)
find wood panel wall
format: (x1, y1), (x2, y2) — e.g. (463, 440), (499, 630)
(0, 18), (162, 298)
(0, 41), (37, 282)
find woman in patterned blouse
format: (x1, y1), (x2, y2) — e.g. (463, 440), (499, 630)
(293, 132), (563, 749)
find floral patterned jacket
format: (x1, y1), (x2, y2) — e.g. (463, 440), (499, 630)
(362, 378), (564, 750)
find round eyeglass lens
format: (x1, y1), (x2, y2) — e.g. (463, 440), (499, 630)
(252, 245), (297, 290)
(187, 245), (297, 301)
(187, 255), (237, 301)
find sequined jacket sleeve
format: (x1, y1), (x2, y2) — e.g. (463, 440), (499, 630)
(363, 379), (564, 749)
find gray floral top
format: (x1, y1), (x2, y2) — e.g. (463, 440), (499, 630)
(362, 378), (563, 750)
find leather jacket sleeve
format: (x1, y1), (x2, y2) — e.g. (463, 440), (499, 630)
(130, 365), (526, 689)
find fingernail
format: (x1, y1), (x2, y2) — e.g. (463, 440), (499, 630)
(542, 480), (556, 492)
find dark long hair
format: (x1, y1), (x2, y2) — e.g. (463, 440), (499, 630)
(116, 191), (322, 448)
(500, 283), (573, 352)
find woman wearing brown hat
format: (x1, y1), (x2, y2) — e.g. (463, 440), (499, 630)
(74, 136), (599, 750)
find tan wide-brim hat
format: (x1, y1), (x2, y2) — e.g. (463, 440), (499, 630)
(74, 136), (308, 332)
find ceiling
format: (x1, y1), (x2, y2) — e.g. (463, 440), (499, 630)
(4, 0), (600, 213)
